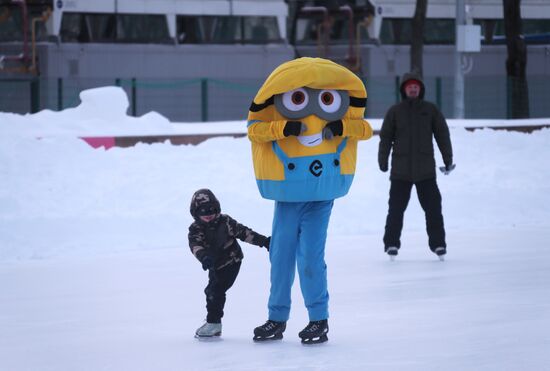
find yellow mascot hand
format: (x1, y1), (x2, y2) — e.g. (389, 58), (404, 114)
(247, 120), (288, 144)
(342, 118), (373, 140)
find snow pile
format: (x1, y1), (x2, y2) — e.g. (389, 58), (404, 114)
(0, 86), (172, 137)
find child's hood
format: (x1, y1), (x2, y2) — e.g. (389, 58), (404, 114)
(190, 188), (221, 219)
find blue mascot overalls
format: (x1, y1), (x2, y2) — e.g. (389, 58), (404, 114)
(247, 57), (372, 344)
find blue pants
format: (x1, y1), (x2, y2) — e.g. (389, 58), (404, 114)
(268, 200), (334, 322)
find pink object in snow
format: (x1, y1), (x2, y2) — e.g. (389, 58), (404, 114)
(80, 137), (116, 150)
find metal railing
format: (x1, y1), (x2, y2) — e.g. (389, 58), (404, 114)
(1, 76), (549, 121)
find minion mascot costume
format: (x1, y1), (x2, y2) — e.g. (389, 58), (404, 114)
(247, 57), (372, 344)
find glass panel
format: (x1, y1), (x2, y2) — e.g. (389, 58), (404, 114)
(380, 18), (411, 44)
(242, 16), (281, 43)
(328, 15), (351, 43)
(475, 19), (550, 44)
(62, 13), (170, 43)
(28, 6), (48, 41)
(211, 16), (241, 43)
(523, 19), (550, 34)
(177, 15), (203, 44)
(424, 18), (454, 44)
(381, 18), (454, 44)
(60, 13), (88, 42)
(0, 6), (22, 42)
(0, 5), (48, 42)
(294, 15), (354, 45)
(116, 14), (169, 43)
(87, 13), (116, 42)
(522, 19), (550, 44)
(295, 17), (321, 44)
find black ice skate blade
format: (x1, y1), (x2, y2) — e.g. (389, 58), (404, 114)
(195, 334), (222, 342)
(253, 333), (284, 342)
(300, 335), (328, 345)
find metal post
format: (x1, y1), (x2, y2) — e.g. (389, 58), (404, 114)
(30, 78), (40, 113)
(131, 77), (137, 117)
(454, 0), (466, 118)
(57, 77), (63, 111)
(361, 77), (368, 117)
(506, 76), (512, 119)
(201, 78), (208, 122)
(395, 75), (400, 103)
(436, 76), (442, 110)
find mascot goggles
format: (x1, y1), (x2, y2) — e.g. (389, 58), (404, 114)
(274, 88), (350, 121)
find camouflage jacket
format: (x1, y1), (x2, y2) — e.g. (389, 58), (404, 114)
(188, 214), (268, 270)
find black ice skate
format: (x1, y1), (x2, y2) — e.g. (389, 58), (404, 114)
(253, 320), (286, 342)
(299, 319), (329, 345)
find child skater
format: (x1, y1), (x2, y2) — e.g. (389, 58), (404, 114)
(188, 188), (270, 338)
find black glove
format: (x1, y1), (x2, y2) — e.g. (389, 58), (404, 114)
(200, 256), (213, 271)
(283, 121), (306, 137)
(322, 120), (343, 140)
(439, 163), (456, 175)
(379, 162), (388, 172)
(262, 236), (271, 252)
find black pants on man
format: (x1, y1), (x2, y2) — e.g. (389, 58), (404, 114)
(205, 261), (241, 323)
(383, 178), (446, 252)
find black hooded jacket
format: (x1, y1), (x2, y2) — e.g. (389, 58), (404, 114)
(378, 72), (453, 182)
(188, 189), (268, 270)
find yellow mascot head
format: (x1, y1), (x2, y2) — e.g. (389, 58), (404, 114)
(247, 57), (372, 202)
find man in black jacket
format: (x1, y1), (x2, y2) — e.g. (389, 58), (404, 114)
(378, 72), (454, 261)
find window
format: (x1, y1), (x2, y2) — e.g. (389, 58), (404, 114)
(177, 15), (281, 44)
(294, 16), (322, 44)
(211, 16), (241, 43)
(59, 13), (87, 42)
(0, 5), (24, 42)
(60, 13), (170, 43)
(523, 19), (550, 35)
(523, 19), (550, 44)
(87, 14), (116, 42)
(424, 19), (455, 44)
(117, 14), (170, 43)
(380, 18), (411, 44)
(243, 16), (281, 43)
(475, 19), (550, 45)
(177, 16), (203, 43)
(474, 19), (503, 44)
(380, 18), (455, 45)
(0, 4), (48, 42)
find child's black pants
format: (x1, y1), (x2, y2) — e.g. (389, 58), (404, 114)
(205, 261), (241, 323)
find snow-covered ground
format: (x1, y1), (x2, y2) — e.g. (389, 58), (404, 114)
(1, 87), (550, 370)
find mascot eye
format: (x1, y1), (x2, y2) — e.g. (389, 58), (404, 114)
(282, 88), (309, 111)
(318, 90), (342, 113)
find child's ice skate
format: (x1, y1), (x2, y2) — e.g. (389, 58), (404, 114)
(195, 322), (222, 339)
